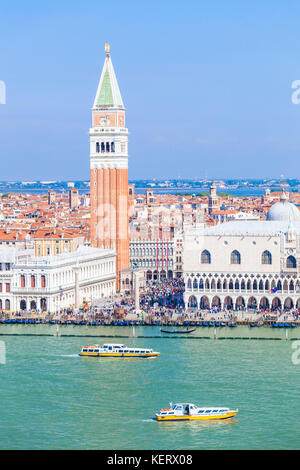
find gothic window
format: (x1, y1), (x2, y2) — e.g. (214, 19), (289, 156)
(101, 142), (105, 153)
(201, 250), (211, 264)
(262, 250), (272, 265)
(231, 250), (241, 264)
(111, 142), (115, 152)
(96, 142), (100, 153)
(193, 279), (198, 289)
(287, 255), (296, 269)
(20, 275), (25, 288)
(106, 142), (110, 152)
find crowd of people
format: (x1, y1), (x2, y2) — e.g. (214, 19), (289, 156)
(1, 276), (299, 324)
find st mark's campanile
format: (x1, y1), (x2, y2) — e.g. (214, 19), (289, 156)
(90, 44), (129, 289)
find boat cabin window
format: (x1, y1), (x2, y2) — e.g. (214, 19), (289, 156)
(129, 350), (134, 353)
(82, 349), (88, 352)
(88, 349), (94, 352)
(213, 409), (218, 413)
(205, 410), (211, 413)
(124, 350), (128, 353)
(197, 410), (204, 413)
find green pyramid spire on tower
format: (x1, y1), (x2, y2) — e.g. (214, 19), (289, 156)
(93, 44), (124, 109)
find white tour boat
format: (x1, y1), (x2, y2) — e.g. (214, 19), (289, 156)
(79, 343), (160, 358)
(155, 403), (238, 421)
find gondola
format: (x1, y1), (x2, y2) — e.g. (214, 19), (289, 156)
(160, 328), (196, 334)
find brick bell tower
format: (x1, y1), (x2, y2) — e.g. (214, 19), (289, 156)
(90, 44), (129, 290)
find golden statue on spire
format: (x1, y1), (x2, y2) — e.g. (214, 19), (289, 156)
(105, 43), (110, 54)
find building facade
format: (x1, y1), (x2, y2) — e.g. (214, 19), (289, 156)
(0, 246), (116, 313)
(90, 44), (129, 290)
(183, 193), (300, 311)
(129, 231), (184, 281)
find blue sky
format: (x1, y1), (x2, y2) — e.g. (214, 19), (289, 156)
(1, 0), (300, 180)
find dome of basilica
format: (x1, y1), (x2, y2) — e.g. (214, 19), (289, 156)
(266, 192), (300, 222)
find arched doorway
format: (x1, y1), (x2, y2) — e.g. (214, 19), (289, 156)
(224, 296), (233, 310)
(247, 297), (257, 309)
(211, 296), (221, 308)
(40, 298), (47, 312)
(20, 300), (27, 311)
(146, 270), (152, 281)
(259, 297), (270, 310)
(284, 298), (293, 310)
(199, 296), (209, 309)
(235, 296), (245, 309)
(160, 270), (166, 281)
(30, 300), (37, 310)
(5, 299), (10, 310)
(188, 296), (198, 308)
(272, 297), (281, 309)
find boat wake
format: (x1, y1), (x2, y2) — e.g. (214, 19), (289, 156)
(60, 354), (79, 358)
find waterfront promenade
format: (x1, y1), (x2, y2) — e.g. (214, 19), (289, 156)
(0, 278), (299, 326)
(0, 308), (299, 327)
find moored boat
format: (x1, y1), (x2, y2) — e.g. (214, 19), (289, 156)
(79, 343), (160, 358)
(160, 328), (195, 334)
(155, 403), (238, 421)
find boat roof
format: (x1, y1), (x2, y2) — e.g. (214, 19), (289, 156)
(103, 343), (125, 347)
(172, 403), (228, 408)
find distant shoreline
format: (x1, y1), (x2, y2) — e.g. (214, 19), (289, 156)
(0, 187), (288, 197)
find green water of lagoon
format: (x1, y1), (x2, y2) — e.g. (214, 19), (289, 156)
(0, 324), (299, 450)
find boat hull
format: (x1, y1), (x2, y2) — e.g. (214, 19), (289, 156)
(160, 329), (195, 334)
(79, 352), (160, 358)
(156, 411), (238, 421)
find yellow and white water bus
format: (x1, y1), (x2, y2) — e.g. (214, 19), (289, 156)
(155, 403), (238, 421)
(79, 343), (160, 358)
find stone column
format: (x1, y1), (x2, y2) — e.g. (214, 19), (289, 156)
(73, 266), (80, 311)
(134, 270), (141, 314)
